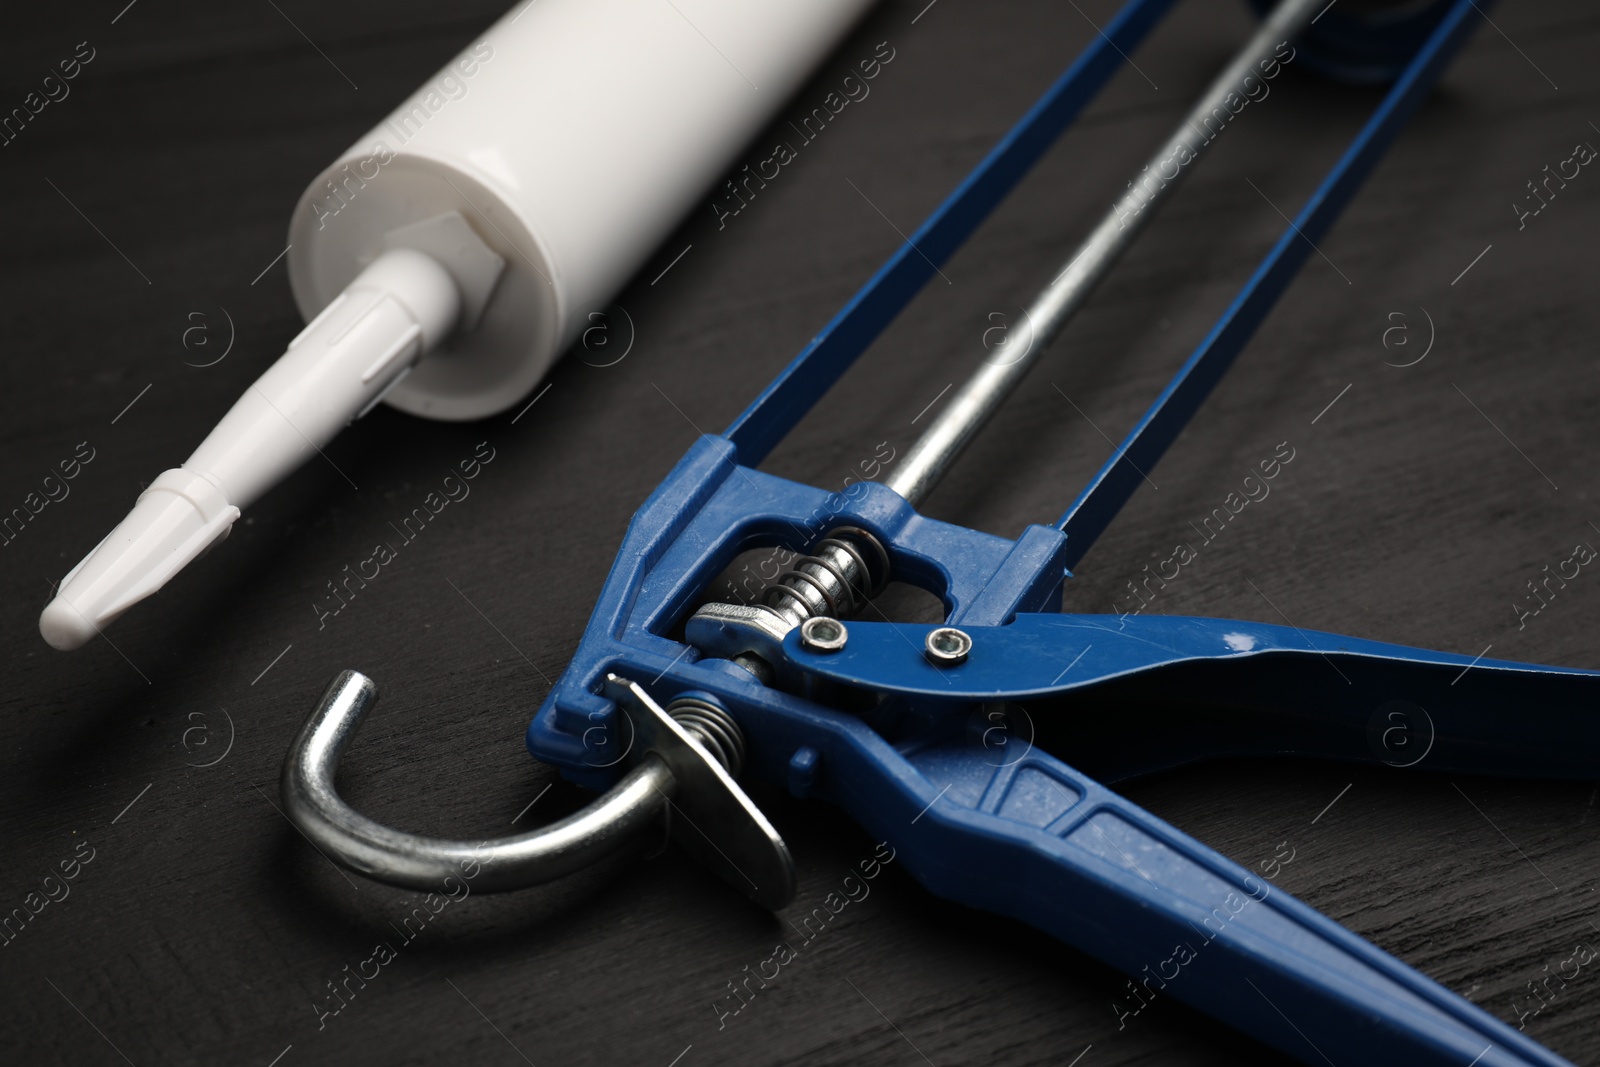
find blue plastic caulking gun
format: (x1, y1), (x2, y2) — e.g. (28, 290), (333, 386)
(279, 1), (1597, 1063)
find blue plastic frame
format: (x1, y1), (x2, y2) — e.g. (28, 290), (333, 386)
(525, 1), (1592, 1063)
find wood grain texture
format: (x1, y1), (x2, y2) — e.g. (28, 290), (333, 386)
(2, 1), (1598, 1064)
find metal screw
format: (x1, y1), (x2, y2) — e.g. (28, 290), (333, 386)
(800, 616), (848, 653)
(925, 626), (972, 666)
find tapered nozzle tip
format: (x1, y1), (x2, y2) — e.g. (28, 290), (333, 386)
(38, 468), (238, 651)
(39, 596), (98, 651)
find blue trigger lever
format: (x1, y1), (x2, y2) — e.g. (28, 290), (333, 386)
(279, 1), (1594, 1064)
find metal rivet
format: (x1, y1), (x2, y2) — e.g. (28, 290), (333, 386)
(925, 626), (971, 666)
(799, 616), (848, 653)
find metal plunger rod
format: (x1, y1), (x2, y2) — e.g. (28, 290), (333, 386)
(884, 0), (1325, 508)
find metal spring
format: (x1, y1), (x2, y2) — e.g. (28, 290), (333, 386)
(762, 525), (891, 626)
(667, 697), (746, 779)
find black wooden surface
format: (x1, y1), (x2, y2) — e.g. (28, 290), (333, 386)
(3, 1), (1599, 1064)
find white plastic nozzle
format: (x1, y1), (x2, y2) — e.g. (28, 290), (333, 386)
(40, 246), (464, 651)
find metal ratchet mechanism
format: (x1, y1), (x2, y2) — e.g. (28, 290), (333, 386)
(282, 1), (1599, 1065)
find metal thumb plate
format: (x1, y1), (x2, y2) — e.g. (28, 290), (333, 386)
(603, 674), (796, 910)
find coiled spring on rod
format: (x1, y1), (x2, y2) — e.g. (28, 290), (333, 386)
(665, 696), (747, 777)
(762, 525), (892, 626)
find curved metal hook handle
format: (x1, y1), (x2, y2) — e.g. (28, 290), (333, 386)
(280, 670), (796, 908)
(281, 670), (675, 893)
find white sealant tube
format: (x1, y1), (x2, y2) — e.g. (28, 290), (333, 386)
(42, 0), (877, 651)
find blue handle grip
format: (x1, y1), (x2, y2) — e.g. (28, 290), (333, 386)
(837, 737), (1572, 1067)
